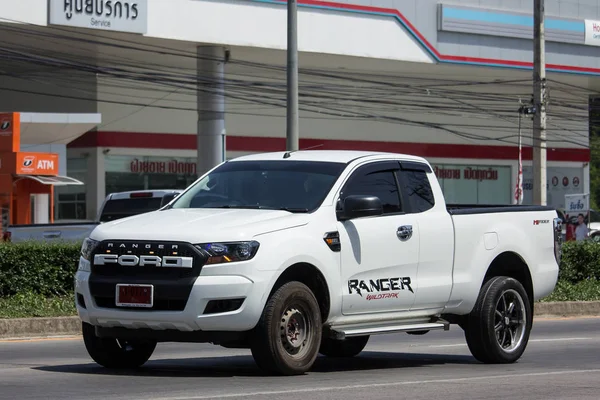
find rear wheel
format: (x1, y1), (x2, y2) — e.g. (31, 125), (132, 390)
(319, 335), (369, 358)
(464, 276), (532, 364)
(82, 322), (157, 369)
(250, 281), (322, 375)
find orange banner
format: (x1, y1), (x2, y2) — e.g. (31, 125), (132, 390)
(0, 112), (20, 153)
(15, 152), (59, 175)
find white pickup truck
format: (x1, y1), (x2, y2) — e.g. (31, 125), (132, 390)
(74, 150), (562, 376)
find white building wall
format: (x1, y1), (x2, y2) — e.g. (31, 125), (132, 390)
(146, 0), (433, 63)
(0, 0), (47, 25)
(0, 0), (432, 63)
(96, 78), (197, 135)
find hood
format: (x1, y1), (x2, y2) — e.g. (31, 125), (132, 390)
(90, 208), (311, 243)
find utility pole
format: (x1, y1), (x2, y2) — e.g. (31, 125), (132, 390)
(286, 0), (299, 151)
(533, 0), (547, 205)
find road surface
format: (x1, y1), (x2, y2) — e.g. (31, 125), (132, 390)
(1, 317), (599, 399)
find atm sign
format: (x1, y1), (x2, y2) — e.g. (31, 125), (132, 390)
(16, 153), (59, 175)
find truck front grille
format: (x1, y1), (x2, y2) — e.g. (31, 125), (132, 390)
(88, 240), (207, 311)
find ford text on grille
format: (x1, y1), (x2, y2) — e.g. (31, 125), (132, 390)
(93, 254), (193, 268)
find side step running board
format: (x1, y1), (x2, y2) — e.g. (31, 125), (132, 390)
(327, 321), (449, 340)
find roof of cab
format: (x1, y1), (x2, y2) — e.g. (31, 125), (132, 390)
(228, 150), (428, 164)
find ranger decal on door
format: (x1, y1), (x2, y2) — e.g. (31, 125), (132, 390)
(348, 277), (414, 297)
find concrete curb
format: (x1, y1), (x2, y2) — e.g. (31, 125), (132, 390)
(534, 301), (600, 318)
(0, 302), (599, 339)
(0, 317), (81, 339)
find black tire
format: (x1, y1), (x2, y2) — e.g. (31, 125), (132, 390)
(81, 322), (157, 369)
(250, 281), (322, 375)
(464, 276), (533, 364)
(319, 335), (369, 358)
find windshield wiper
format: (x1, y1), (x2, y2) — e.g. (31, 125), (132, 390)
(211, 205), (262, 209)
(266, 207), (309, 213)
(280, 207), (309, 213)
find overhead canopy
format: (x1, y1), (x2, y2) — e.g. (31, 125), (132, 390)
(14, 175), (84, 186)
(19, 112), (102, 145)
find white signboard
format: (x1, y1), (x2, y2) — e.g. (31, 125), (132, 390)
(585, 20), (600, 46)
(565, 193), (590, 214)
(49, 0), (148, 34)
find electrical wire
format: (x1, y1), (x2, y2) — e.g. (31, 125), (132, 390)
(0, 17), (592, 152)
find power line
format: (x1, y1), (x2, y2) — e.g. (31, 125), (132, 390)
(0, 19), (590, 152)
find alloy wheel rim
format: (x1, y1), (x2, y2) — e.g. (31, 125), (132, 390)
(494, 289), (527, 353)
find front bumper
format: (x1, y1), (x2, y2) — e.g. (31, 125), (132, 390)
(74, 258), (270, 333)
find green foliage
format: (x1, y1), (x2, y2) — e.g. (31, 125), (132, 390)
(0, 241), (81, 297)
(558, 240), (600, 283)
(539, 279), (600, 302)
(0, 291), (75, 319)
(1, 239), (600, 319)
(537, 240), (600, 302)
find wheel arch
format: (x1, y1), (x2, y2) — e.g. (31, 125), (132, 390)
(482, 251), (534, 312)
(267, 262), (331, 322)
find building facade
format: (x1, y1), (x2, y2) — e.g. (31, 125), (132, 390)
(0, 0), (597, 221)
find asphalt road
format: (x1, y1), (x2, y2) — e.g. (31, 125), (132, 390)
(1, 317), (599, 400)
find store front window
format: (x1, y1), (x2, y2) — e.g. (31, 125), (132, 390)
(105, 155), (198, 196)
(54, 157), (87, 220)
(432, 164), (512, 205)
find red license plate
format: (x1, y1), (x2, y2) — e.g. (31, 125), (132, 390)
(116, 284), (153, 308)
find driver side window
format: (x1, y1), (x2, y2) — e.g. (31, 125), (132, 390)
(340, 164), (403, 215)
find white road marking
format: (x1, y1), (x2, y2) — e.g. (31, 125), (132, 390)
(151, 369), (600, 400)
(530, 337), (593, 342)
(427, 337), (593, 348)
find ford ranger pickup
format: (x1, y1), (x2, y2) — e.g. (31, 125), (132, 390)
(74, 150), (562, 375)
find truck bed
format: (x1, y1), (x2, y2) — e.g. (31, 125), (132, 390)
(447, 204), (556, 215)
(445, 204), (560, 314)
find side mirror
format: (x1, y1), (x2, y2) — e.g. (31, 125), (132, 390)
(337, 195), (383, 221)
(160, 192), (180, 208)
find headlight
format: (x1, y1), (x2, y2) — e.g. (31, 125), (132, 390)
(195, 241), (260, 265)
(81, 238), (99, 262)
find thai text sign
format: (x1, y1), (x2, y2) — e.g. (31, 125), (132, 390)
(49, 0), (148, 34)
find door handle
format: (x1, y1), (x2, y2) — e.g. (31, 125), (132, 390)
(397, 225), (413, 241)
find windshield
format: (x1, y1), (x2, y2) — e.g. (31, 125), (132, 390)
(99, 197), (163, 222)
(170, 160), (346, 212)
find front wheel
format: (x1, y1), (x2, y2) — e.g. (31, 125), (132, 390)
(464, 276), (532, 364)
(82, 322), (157, 369)
(250, 281), (322, 375)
